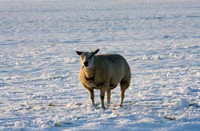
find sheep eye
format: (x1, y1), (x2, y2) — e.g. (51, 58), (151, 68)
(89, 54), (94, 59)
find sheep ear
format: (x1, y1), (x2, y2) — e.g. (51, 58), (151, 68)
(76, 51), (82, 55)
(93, 49), (99, 55)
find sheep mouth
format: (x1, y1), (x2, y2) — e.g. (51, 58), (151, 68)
(82, 65), (88, 69)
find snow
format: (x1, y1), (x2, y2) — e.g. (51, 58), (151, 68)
(0, 0), (200, 130)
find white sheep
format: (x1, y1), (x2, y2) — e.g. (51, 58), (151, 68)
(76, 49), (131, 109)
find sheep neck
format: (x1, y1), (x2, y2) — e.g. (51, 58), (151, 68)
(84, 65), (95, 80)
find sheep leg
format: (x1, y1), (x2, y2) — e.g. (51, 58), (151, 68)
(120, 83), (127, 107)
(89, 89), (95, 106)
(100, 88), (106, 109)
(85, 87), (95, 106)
(107, 90), (111, 106)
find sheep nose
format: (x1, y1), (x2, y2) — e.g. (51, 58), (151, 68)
(84, 62), (88, 67)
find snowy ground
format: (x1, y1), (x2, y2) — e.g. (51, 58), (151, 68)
(0, 0), (200, 130)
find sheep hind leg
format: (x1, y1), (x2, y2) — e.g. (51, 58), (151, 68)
(119, 83), (128, 107)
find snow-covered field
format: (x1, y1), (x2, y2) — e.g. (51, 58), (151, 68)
(0, 0), (200, 130)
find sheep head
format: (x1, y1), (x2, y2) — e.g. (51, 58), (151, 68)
(76, 49), (99, 69)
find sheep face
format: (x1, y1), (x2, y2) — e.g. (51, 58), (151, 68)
(76, 49), (99, 69)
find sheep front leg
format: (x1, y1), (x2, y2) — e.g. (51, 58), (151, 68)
(84, 86), (95, 106)
(107, 90), (111, 106)
(100, 88), (106, 109)
(83, 83), (95, 106)
(120, 83), (127, 107)
(89, 89), (95, 106)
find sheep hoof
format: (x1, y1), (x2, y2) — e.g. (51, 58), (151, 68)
(102, 106), (106, 109)
(102, 107), (107, 110)
(101, 104), (106, 109)
(91, 104), (99, 108)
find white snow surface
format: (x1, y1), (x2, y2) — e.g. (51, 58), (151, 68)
(0, 0), (200, 130)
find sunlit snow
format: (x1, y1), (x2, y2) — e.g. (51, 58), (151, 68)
(0, 0), (200, 130)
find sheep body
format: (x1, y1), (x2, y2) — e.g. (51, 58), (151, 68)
(77, 49), (131, 108)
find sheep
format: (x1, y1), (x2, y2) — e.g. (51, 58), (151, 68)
(76, 49), (131, 109)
